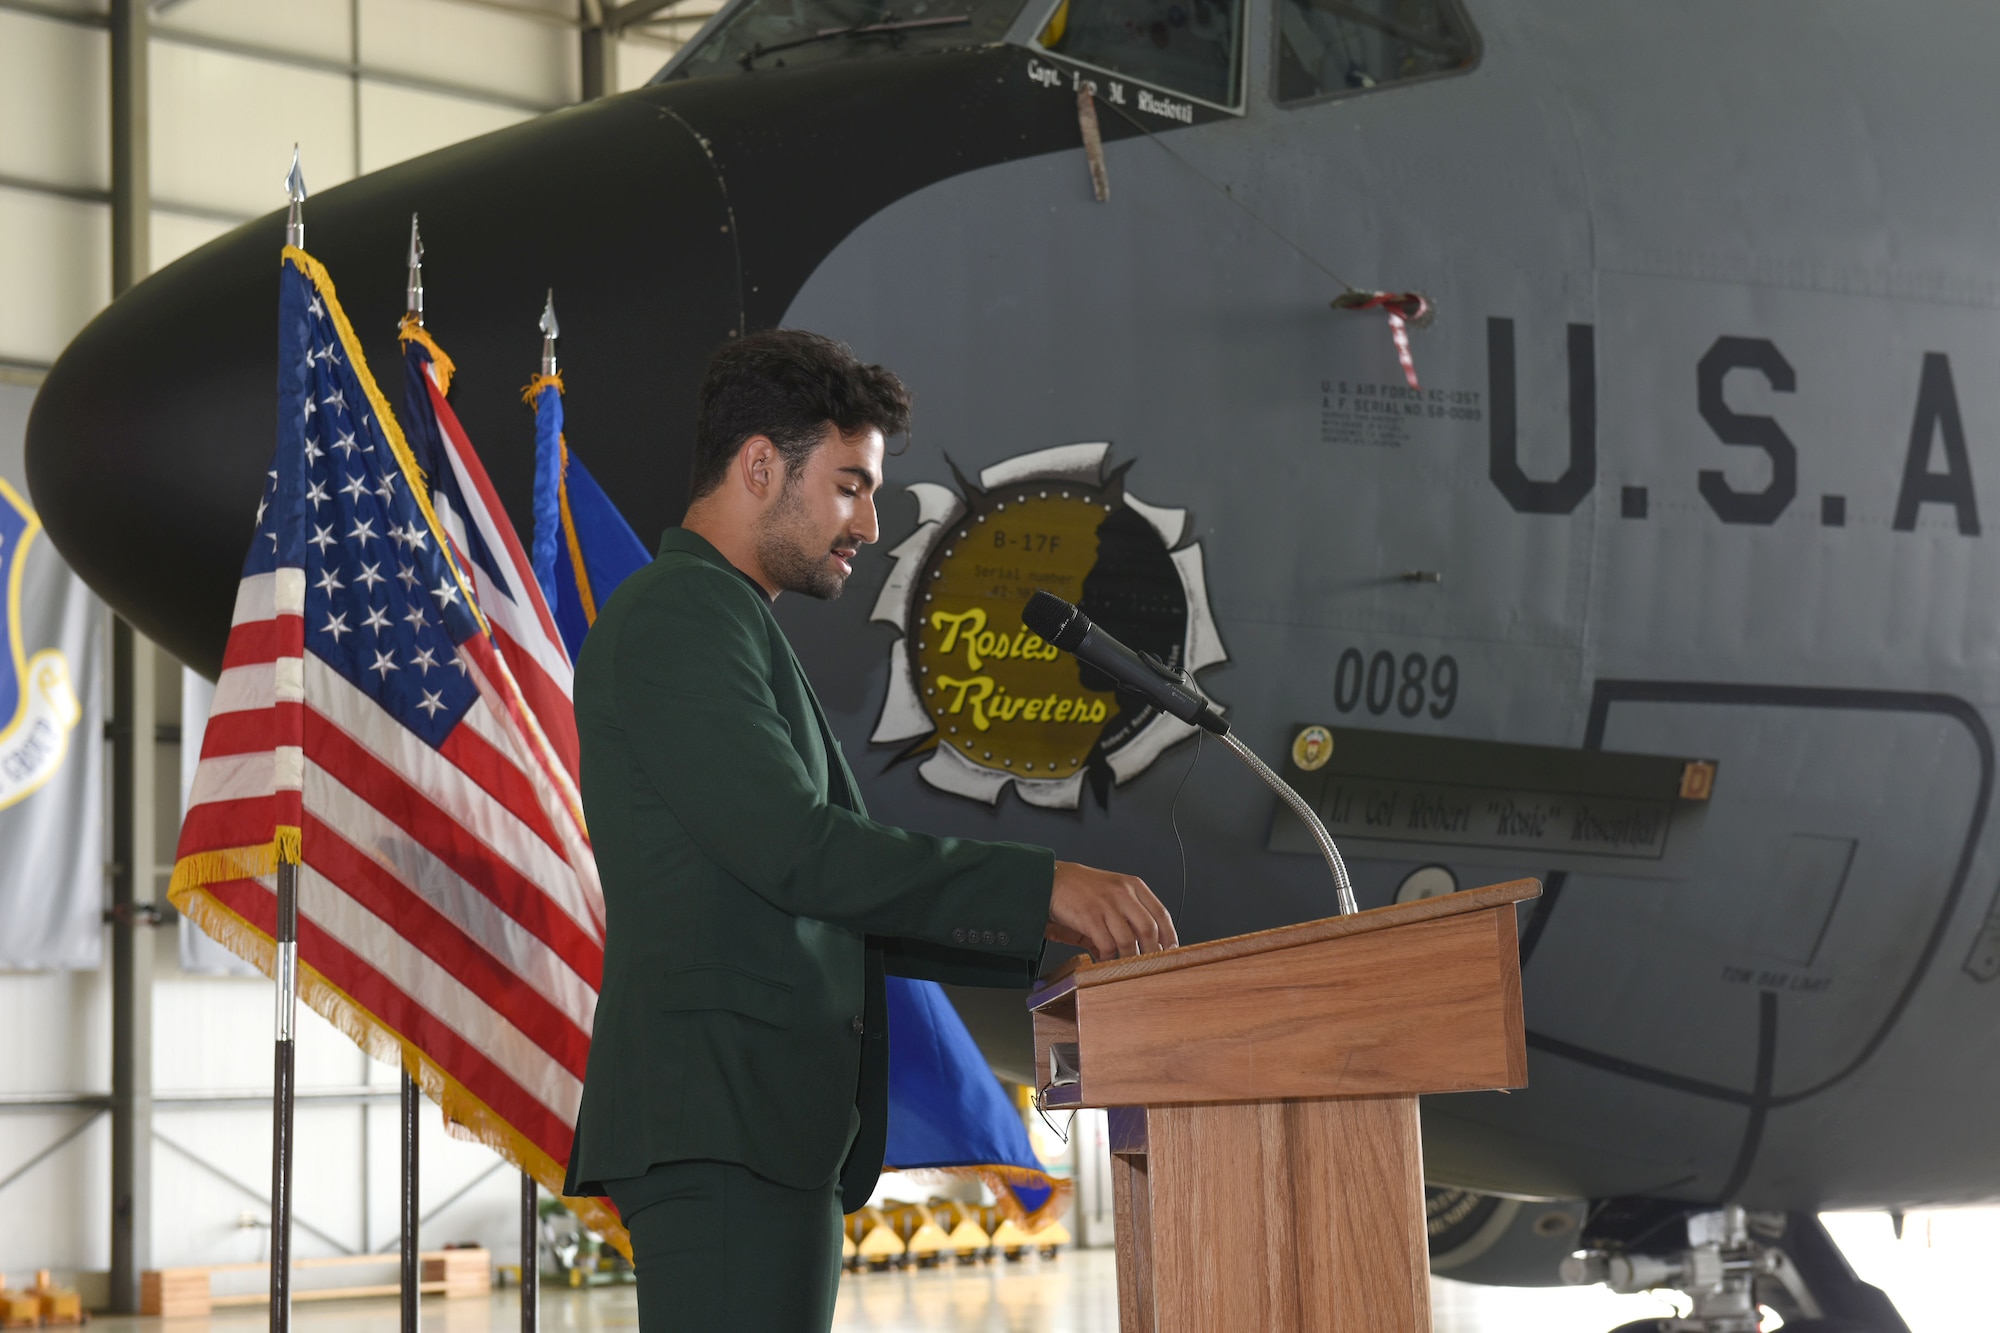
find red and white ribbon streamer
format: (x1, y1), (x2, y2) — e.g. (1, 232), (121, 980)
(1332, 290), (1433, 391)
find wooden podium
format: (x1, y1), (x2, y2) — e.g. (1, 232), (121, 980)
(1027, 879), (1540, 1331)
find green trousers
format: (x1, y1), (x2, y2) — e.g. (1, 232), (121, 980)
(607, 1160), (844, 1332)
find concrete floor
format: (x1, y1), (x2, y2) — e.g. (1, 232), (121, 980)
(78, 1210), (2000, 1332)
(82, 1249), (1676, 1332)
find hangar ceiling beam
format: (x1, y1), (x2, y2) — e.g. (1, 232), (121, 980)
(609, 0), (686, 24)
(581, 0), (614, 99)
(111, 0), (149, 290)
(448, 0), (586, 26)
(583, 0), (692, 98)
(0, 0), (99, 29)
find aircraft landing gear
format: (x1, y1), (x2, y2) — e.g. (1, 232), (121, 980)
(1604, 1323), (1885, 1333)
(1566, 1204), (1791, 1332)
(1564, 1205), (1912, 1333)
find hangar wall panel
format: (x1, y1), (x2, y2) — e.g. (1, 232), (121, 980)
(135, 952), (542, 1265)
(0, 1110), (109, 1274)
(0, 12), (108, 194)
(151, 43), (358, 217)
(618, 37), (676, 94)
(0, 190), (108, 365)
(153, 0), (356, 63)
(0, 970), (110, 1272)
(360, 0), (578, 107)
(154, 978), (362, 1094)
(151, 213), (238, 273)
(359, 83), (534, 177)
(0, 974), (109, 1108)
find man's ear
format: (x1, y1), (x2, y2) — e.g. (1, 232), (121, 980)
(738, 434), (780, 502)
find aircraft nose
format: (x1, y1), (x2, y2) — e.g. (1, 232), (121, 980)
(25, 94), (741, 677)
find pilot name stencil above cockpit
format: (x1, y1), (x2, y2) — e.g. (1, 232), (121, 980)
(1024, 56), (1203, 126)
(868, 443), (1224, 809)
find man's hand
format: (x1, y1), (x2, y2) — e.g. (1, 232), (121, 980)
(1046, 861), (1179, 961)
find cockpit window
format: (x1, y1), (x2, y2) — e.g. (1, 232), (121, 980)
(671, 0), (1025, 78)
(1274, 0), (1477, 106)
(1034, 0), (1243, 109)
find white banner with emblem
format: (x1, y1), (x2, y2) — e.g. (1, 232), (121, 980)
(0, 382), (102, 970)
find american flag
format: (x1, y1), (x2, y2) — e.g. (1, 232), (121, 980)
(169, 248), (620, 1243)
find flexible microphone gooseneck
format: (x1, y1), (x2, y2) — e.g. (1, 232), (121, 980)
(1022, 590), (1229, 735)
(1022, 591), (1358, 915)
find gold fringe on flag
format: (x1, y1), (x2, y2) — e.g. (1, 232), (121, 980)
(168, 881), (633, 1258)
(975, 1164), (1074, 1232)
(397, 316), (457, 397)
(166, 825), (301, 899)
(519, 371), (564, 406)
(872, 1165), (1074, 1232)
(554, 441), (602, 626)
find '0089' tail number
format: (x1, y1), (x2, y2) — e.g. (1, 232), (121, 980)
(1333, 649), (1458, 719)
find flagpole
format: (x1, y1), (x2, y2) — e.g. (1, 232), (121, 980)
(540, 290), (558, 377)
(401, 1069), (420, 1333)
(268, 147), (308, 1333)
(521, 1175), (539, 1333)
(402, 212), (425, 1333)
(270, 862), (299, 1330)
(406, 213), (424, 326)
(517, 287), (559, 1333)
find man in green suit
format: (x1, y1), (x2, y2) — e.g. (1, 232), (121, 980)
(562, 330), (1176, 1329)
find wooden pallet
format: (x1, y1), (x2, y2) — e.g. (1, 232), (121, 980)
(141, 1249), (490, 1317)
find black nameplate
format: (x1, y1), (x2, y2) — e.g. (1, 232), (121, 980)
(1267, 725), (1717, 871)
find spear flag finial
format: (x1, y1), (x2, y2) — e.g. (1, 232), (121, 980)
(284, 146), (307, 250)
(539, 289), (559, 377)
(405, 214), (424, 324)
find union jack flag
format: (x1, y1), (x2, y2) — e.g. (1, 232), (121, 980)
(168, 247), (620, 1243)
(398, 321), (582, 787)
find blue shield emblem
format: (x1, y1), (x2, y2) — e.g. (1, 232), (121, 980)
(0, 477), (81, 811)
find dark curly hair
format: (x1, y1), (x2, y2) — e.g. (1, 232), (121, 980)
(689, 329), (911, 500)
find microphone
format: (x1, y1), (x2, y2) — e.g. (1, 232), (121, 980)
(1022, 591), (1229, 736)
(1023, 589), (1358, 914)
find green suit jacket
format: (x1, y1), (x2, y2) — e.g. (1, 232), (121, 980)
(562, 528), (1054, 1202)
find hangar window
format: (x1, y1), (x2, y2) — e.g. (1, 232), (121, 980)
(1274, 0), (1477, 105)
(1034, 0), (1244, 109)
(672, 0), (1022, 77)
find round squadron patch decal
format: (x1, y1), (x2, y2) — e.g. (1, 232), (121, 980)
(867, 443), (1225, 809)
(1291, 725), (1334, 772)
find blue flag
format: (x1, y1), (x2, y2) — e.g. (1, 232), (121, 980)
(526, 376), (649, 662)
(882, 975), (1059, 1222)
